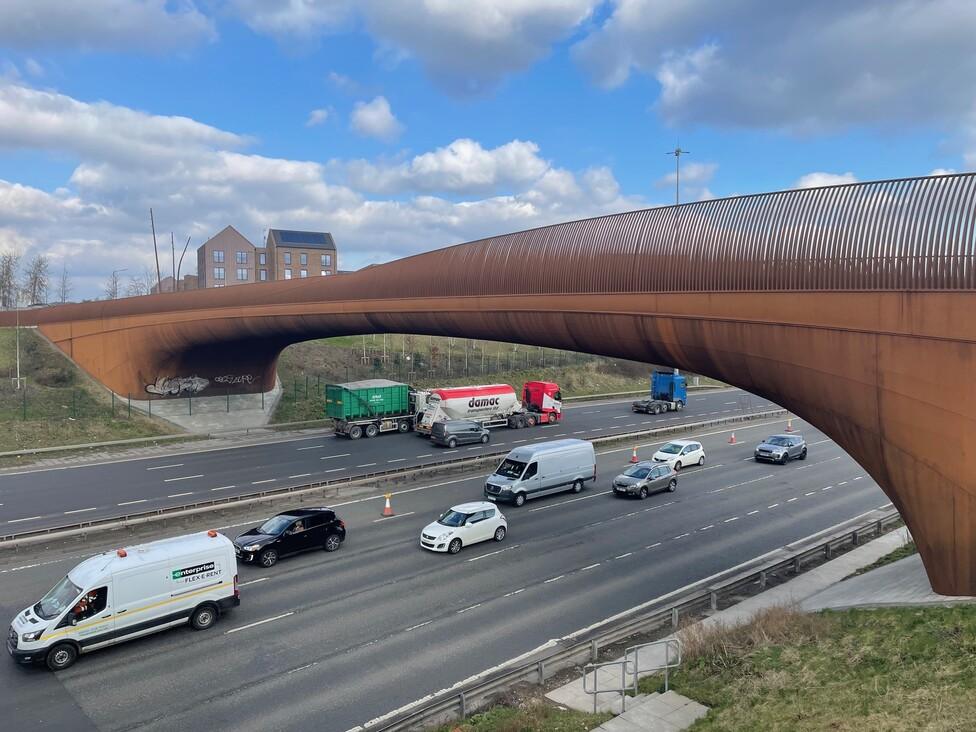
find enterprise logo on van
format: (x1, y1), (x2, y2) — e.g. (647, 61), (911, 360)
(172, 561), (217, 582)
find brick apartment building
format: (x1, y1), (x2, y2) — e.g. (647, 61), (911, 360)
(193, 226), (338, 289)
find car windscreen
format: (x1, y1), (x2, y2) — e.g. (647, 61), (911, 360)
(495, 459), (527, 479)
(658, 443), (682, 455)
(35, 575), (83, 620)
(258, 515), (294, 535)
(765, 436), (790, 446)
(623, 465), (652, 479)
(437, 510), (470, 527)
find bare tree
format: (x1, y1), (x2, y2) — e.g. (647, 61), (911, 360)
(21, 253), (50, 305)
(104, 271), (122, 300)
(126, 267), (158, 296)
(56, 264), (72, 304)
(0, 251), (21, 309)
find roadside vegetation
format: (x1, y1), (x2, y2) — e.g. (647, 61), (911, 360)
(637, 604), (976, 730)
(847, 537), (917, 578)
(273, 335), (721, 424)
(432, 703), (610, 732)
(0, 327), (174, 452)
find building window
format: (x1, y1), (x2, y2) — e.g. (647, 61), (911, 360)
(259, 252), (267, 265)
(284, 269), (292, 279)
(300, 253), (308, 266)
(236, 268), (248, 281)
(300, 269), (308, 278)
(283, 252), (292, 265)
(213, 250), (224, 263)
(321, 253), (332, 267)
(236, 251), (247, 265)
(213, 267), (225, 280)
(259, 270), (268, 281)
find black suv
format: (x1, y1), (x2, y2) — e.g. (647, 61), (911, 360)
(234, 507), (346, 567)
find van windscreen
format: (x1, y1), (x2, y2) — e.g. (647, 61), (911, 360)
(35, 575), (83, 620)
(496, 459), (527, 479)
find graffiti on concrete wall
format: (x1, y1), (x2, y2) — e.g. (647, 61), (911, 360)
(213, 374), (255, 385)
(145, 375), (210, 396)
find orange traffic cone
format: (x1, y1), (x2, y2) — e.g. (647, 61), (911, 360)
(630, 446), (639, 463)
(785, 418), (794, 432)
(728, 432), (737, 444)
(382, 493), (394, 517)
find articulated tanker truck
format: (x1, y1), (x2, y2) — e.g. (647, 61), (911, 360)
(416, 381), (562, 435)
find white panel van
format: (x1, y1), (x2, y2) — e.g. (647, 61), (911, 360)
(484, 439), (597, 506)
(7, 530), (239, 671)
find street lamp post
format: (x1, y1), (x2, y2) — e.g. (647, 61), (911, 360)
(666, 146), (690, 205)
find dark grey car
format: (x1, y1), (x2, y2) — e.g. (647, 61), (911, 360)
(612, 461), (677, 499)
(430, 419), (490, 448)
(754, 434), (807, 464)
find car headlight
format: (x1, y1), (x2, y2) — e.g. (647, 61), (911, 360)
(437, 532), (452, 541)
(21, 630), (43, 643)
(243, 544), (262, 552)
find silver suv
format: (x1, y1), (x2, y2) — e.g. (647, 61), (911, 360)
(754, 434), (807, 464)
(612, 461), (677, 499)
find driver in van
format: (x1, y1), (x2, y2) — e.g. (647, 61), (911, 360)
(71, 592), (97, 620)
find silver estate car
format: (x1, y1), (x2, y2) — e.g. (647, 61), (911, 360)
(754, 434), (807, 464)
(612, 461), (677, 499)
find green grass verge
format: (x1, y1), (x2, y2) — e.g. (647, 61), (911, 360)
(847, 538), (917, 579)
(0, 328), (175, 452)
(638, 605), (976, 731)
(431, 703), (611, 732)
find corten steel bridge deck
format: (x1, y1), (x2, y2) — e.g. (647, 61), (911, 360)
(3, 173), (975, 595)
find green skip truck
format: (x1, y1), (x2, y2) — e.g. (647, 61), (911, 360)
(324, 379), (420, 439)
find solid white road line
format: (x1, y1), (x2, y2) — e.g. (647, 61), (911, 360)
(211, 485), (235, 491)
(615, 552), (633, 559)
(466, 545), (520, 562)
(63, 507), (97, 514)
(321, 454), (351, 460)
(580, 563), (601, 571)
(167, 492), (193, 498)
(7, 516), (41, 523)
(387, 458), (406, 463)
(768, 503), (780, 508)
(724, 516), (739, 523)
(544, 575), (565, 584)
(405, 620), (432, 632)
(239, 577), (269, 587)
(645, 542), (662, 549)
(146, 463), (184, 471)
(163, 474), (203, 482)
(673, 532), (690, 539)
(296, 445), (325, 450)
(416, 454), (433, 458)
(372, 511), (416, 523)
(325, 467), (346, 473)
(787, 497), (798, 502)
(357, 463), (377, 468)
(289, 473), (312, 479)
(118, 499), (148, 506)
(747, 510), (760, 516)
(699, 525), (714, 531)
(456, 604), (481, 614)
(225, 612), (294, 634)
(252, 478), (276, 485)
(503, 588), (525, 597)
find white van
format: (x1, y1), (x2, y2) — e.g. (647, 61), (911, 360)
(484, 439), (597, 506)
(7, 530), (239, 671)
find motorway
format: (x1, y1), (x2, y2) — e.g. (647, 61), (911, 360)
(0, 415), (890, 732)
(0, 389), (776, 533)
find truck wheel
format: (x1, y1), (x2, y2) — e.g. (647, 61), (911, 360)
(572, 480), (583, 494)
(525, 414), (537, 427)
(547, 412), (557, 424)
(513, 493), (526, 507)
(676, 400), (685, 411)
(190, 603), (218, 631)
(348, 425), (363, 440)
(365, 423), (379, 438)
(447, 438), (458, 448)
(46, 642), (78, 671)
(653, 404), (663, 415)
(398, 420), (411, 433)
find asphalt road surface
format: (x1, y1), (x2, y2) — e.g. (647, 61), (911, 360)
(0, 415), (889, 732)
(0, 389), (776, 533)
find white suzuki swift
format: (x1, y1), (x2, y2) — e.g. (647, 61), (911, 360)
(420, 501), (507, 554)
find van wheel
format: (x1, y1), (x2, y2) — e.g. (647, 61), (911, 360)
(667, 479), (677, 492)
(190, 603), (218, 631)
(572, 480), (583, 494)
(365, 423), (379, 438)
(494, 526), (506, 542)
(259, 548), (278, 568)
(480, 434), (489, 444)
(513, 493), (526, 507)
(448, 538), (462, 554)
(46, 642), (78, 671)
(324, 533), (342, 552)
(348, 425), (363, 440)
(447, 438), (458, 448)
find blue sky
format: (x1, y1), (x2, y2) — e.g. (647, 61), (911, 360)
(0, 1), (973, 298)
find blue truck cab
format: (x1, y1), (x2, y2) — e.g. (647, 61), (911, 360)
(651, 371), (687, 405)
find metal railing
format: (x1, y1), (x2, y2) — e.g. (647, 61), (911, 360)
(582, 659), (632, 714)
(362, 508), (900, 731)
(626, 638), (681, 694)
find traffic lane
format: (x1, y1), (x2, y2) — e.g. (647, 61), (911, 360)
(0, 390), (777, 528)
(63, 474), (884, 732)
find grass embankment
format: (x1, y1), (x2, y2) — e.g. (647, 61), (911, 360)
(637, 605), (976, 731)
(0, 328), (174, 452)
(272, 335), (684, 424)
(432, 704), (610, 732)
(848, 538), (917, 578)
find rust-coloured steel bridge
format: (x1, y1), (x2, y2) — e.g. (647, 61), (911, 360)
(5, 173), (975, 595)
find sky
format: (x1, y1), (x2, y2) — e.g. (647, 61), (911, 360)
(0, 0), (974, 299)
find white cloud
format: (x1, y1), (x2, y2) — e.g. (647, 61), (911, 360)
(306, 108), (330, 127)
(23, 59), (44, 78)
(656, 161), (717, 188)
(342, 138), (550, 194)
(0, 81), (641, 297)
(929, 168), (957, 176)
(350, 96), (403, 142)
(574, 1), (976, 136)
(230, 0), (601, 94)
(794, 172), (858, 189)
(0, 0), (215, 53)
(326, 70), (360, 94)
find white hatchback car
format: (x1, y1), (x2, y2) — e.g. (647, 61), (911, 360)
(420, 501), (507, 554)
(652, 439), (705, 471)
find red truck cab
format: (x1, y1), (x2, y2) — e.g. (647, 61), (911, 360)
(522, 381), (562, 423)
